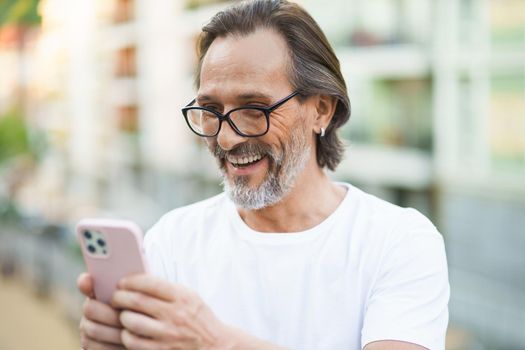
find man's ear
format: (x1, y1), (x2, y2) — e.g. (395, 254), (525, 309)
(312, 94), (338, 134)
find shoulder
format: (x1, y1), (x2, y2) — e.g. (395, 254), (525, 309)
(347, 183), (441, 242)
(341, 184), (446, 279)
(347, 183), (447, 277)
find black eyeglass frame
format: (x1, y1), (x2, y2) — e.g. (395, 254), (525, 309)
(181, 91), (300, 138)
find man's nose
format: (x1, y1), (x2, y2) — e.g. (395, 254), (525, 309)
(217, 121), (246, 151)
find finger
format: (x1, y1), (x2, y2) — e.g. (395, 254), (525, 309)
(121, 329), (198, 350)
(81, 340), (126, 350)
(77, 273), (95, 298)
(83, 298), (122, 327)
(81, 317), (123, 345)
(80, 331), (126, 350)
(112, 290), (166, 319)
(118, 274), (176, 301)
(121, 329), (160, 350)
(119, 310), (165, 339)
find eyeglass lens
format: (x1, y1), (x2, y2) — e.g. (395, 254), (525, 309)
(186, 108), (267, 136)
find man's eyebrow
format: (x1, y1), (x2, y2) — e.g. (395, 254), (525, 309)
(237, 92), (272, 101)
(196, 92), (273, 103)
(195, 94), (214, 103)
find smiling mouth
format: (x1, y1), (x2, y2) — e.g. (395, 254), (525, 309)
(228, 154), (265, 168)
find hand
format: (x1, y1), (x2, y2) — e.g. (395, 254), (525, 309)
(111, 275), (232, 350)
(77, 273), (125, 350)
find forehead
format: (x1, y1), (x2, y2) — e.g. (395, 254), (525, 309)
(198, 28), (293, 98)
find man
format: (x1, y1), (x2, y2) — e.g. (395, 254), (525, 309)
(78, 1), (449, 349)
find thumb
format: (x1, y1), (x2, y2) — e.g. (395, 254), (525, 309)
(77, 272), (95, 298)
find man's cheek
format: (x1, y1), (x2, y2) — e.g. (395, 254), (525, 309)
(205, 138), (216, 154)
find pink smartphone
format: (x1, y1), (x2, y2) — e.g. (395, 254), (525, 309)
(76, 218), (148, 304)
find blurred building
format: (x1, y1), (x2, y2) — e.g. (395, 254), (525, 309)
(15, 0), (223, 227)
(0, 0), (524, 349)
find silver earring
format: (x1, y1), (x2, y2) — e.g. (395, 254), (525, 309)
(320, 128), (325, 137)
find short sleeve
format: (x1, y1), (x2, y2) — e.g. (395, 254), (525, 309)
(361, 226), (450, 350)
(144, 217), (177, 282)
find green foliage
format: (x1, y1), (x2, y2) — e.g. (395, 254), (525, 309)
(0, 199), (22, 223)
(0, 109), (30, 163)
(0, 0), (41, 26)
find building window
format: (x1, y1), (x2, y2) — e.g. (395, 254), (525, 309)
(114, 0), (134, 23)
(117, 105), (139, 133)
(115, 46), (137, 77)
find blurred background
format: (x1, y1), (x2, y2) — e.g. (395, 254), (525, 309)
(0, 0), (524, 349)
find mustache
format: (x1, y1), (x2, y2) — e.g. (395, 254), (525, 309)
(212, 142), (275, 161)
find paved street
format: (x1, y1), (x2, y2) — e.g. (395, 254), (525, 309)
(0, 277), (79, 350)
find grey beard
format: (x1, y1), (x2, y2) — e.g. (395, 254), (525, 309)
(221, 129), (311, 210)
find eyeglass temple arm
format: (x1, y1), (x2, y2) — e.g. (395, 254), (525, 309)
(183, 98), (196, 107)
(268, 91), (300, 110)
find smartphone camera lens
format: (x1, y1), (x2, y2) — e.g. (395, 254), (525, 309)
(87, 244), (96, 253)
(84, 231), (92, 240)
(97, 239), (106, 247)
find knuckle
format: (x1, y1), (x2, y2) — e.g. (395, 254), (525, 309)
(152, 279), (164, 292)
(128, 293), (144, 310)
(82, 319), (98, 339)
(190, 297), (205, 315)
(173, 308), (189, 326)
(165, 324), (182, 341)
(83, 299), (96, 319)
(172, 284), (186, 297)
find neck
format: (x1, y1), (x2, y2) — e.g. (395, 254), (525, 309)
(237, 160), (347, 233)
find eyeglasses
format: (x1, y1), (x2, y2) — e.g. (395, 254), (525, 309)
(181, 91), (299, 138)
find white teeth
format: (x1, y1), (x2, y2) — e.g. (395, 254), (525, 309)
(228, 154), (262, 165)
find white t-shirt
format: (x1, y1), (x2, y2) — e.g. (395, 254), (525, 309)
(144, 183), (449, 349)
